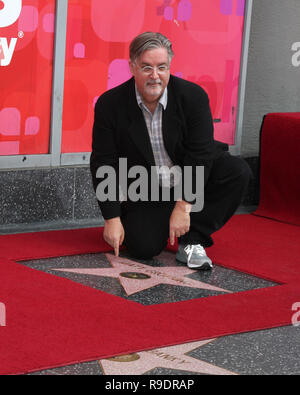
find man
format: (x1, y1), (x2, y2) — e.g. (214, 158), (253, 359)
(90, 32), (251, 270)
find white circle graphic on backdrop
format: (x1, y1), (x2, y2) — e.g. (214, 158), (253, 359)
(0, 0), (22, 28)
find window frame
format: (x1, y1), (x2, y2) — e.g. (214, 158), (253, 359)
(0, 0), (253, 169)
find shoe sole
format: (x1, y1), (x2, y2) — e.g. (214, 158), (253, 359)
(187, 261), (213, 270)
(176, 256), (213, 271)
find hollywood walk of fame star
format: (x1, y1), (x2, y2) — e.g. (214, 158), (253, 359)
(98, 339), (237, 375)
(52, 253), (231, 296)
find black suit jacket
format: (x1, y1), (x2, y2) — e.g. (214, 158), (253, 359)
(90, 75), (228, 219)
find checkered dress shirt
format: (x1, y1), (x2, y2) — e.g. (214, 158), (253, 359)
(135, 86), (179, 188)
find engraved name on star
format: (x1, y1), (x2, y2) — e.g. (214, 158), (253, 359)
(99, 339), (237, 375)
(52, 253), (231, 296)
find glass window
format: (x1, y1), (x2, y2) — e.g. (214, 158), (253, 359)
(0, 0), (55, 156)
(62, 0), (246, 154)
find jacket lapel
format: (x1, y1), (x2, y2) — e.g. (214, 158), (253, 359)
(162, 78), (183, 163)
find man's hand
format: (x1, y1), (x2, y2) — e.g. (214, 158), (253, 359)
(169, 200), (191, 245)
(103, 217), (125, 257)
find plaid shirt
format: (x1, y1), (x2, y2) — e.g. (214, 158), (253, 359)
(135, 86), (180, 188)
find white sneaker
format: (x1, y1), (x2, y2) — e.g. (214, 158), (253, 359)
(176, 244), (213, 270)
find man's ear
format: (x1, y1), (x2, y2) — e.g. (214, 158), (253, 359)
(128, 60), (135, 75)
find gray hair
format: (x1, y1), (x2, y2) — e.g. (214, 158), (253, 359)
(129, 32), (174, 63)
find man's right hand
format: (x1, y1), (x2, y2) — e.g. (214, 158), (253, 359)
(103, 217), (125, 257)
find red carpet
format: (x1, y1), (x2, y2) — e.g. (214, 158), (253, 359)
(0, 215), (299, 375)
(0, 112), (299, 374)
(0, 227), (112, 261)
(254, 113), (300, 226)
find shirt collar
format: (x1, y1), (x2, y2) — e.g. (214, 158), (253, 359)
(135, 84), (168, 111)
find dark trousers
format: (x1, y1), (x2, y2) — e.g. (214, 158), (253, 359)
(120, 152), (252, 259)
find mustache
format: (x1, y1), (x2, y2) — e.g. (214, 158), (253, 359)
(146, 80), (162, 86)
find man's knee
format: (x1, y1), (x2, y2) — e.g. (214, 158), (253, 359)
(222, 154), (252, 185)
(124, 241), (165, 259)
(124, 237), (166, 260)
(236, 157), (253, 188)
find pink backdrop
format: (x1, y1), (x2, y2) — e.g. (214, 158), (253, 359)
(0, 0), (55, 156)
(0, 0), (245, 156)
(62, 0), (245, 153)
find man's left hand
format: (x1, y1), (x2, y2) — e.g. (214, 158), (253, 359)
(169, 200), (191, 245)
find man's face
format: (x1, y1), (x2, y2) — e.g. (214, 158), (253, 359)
(129, 47), (171, 104)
